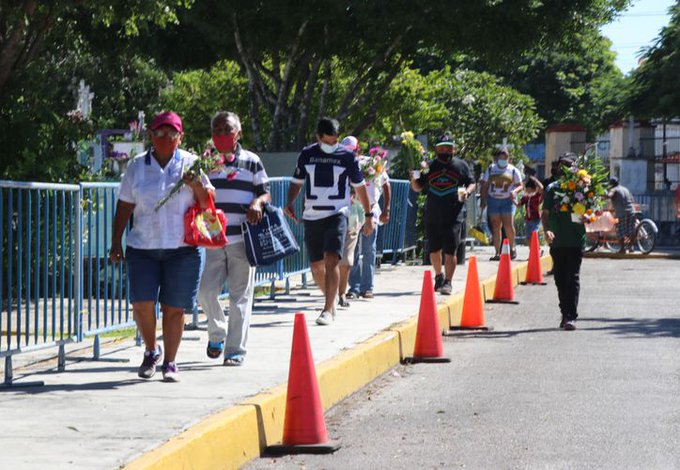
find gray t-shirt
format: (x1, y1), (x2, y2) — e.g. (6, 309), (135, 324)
(609, 186), (635, 218)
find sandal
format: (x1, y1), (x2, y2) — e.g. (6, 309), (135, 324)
(223, 353), (245, 367)
(206, 341), (224, 359)
(489, 254), (501, 261)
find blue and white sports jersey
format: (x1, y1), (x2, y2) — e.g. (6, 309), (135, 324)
(291, 143), (365, 221)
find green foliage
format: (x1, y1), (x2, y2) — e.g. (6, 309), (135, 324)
(368, 65), (543, 166)
(626, 4), (680, 119)
(160, 61), (250, 151)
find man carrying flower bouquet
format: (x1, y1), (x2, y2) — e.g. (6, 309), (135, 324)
(541, 152), (584, 331)
(197, 111), (271, 366)
(409, 134), (475, 295)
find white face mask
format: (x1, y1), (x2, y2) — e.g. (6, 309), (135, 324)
(497, 159), (508, 169)
(320, 142), (339, 154)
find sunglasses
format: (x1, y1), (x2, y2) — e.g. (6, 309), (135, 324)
(151, 129), (181, 139)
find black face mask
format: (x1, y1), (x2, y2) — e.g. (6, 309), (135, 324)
(436, 153), (452, 162)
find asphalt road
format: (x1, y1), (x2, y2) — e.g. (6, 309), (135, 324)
(247, 257), (680, 470)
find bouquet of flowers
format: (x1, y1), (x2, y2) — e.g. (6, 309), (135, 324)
(154, 140), (237, 211)
(359, 146), (388, 181)
(394, 131), (429, 178)
(553, 151), (609, 224)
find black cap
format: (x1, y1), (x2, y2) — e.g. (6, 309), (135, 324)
(435, 134), (456, 147)
(609, 176), (619, 187)
(557, 152), (577, 164)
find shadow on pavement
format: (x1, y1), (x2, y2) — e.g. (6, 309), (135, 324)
(577, 317), (680, 338)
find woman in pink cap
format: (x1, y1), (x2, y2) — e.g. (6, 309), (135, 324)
(109, 111), (213, 382)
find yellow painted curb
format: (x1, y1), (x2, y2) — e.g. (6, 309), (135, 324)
(125, 255), (551, 469)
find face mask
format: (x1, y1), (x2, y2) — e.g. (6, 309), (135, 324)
(320, 142), (339, 154)
(436, 153), (452, 162)
(152, 137), (178, 157)
(212, 134), (238, 153)
(497, 159), (508, 169)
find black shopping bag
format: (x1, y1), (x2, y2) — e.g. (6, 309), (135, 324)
(242, 205), (300, 266)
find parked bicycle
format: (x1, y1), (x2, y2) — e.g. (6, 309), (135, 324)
(584, 205), (658, 254)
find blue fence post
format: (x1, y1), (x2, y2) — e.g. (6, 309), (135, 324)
(75, 186), (83, 342)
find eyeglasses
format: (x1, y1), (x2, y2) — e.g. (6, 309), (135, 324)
(151, 129), (181, 139)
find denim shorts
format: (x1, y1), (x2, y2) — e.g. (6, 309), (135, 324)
(126, 246), (205, 309)
(525, 219), (541, 238)
(487, 197), (515, 216)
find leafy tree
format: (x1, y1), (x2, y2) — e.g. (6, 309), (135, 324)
(145, 0), (630, 151)
(626, 3), (680, 120)
(160, 61), (250, 152)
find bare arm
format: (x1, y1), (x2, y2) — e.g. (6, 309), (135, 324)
(246, 192), (272, 224)
(380, 181), (391, 224)
(532, 176), (544, 193)
(409, 173), (424, 193)
(284, 182), (303, 223)
(355, 184), (375, 235)
(109, 200), (135, 262)
(480, 181), (488, 209)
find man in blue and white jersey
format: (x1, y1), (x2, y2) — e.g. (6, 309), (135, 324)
(285, 117), (374, 325)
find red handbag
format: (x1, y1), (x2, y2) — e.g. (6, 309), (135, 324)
(184, 194), (228, 248)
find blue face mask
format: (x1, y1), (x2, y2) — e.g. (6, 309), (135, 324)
(320, 142), (339, 154)
(497, 159), (508, 169)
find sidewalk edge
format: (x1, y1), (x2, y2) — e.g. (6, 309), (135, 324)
(124, 255), (551, 470)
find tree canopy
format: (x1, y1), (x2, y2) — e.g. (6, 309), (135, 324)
(626, 3), (680, 119)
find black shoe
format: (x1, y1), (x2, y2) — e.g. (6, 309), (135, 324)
(346, 291), (359, 299)
(564, 320), (576, 331)
(489, 254), (501, 261)
(434, 273), (444, 292)
(338, 295), (350, 308)
(559, 318), (566, 329)
(511, 248), (517, 260)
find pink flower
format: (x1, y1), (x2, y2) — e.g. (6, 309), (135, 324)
(225, 153), (236, 163)
(226, 169), (239, 180)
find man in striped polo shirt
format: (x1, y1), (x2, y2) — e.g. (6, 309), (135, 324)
(197, 111), (271, 366)
(285, 117), (374, 326)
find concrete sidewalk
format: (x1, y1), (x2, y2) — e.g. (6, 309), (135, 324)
(0, 245), (537, 470)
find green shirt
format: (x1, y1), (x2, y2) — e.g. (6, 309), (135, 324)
(544, 182), (586, 248)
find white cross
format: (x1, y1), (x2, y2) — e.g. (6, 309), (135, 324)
(495, 137), (515, 152)
(77, 80), (94, 118)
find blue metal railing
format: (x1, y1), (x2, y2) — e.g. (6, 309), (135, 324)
(1, 177), (414, 384)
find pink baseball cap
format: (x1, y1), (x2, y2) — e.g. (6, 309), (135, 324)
(150, 111), (183, 133)
(341, 135), (359, 151)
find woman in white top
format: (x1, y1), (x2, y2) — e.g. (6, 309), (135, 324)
(109, 112), (213, 382)
(480, 148), (524, 260)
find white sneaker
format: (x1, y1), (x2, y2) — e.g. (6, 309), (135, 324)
(316, 310), (334, 326)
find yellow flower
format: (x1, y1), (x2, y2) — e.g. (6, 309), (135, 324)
(573, 202), (586, 216)
(577, 169), (589, 179)
(560, 204), (569, 212)
(560, 182), (568, 189)
(585, 208), (593, 216)
(567, 181), (576, 191)
(590, 216), (597, 223)
(401, 131), (414, 140)
(375, 164), (383, 174)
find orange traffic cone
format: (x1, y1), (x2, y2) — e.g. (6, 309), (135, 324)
(404, 271), (451, 363)
(266, 313), (340, 455)
(521, 231), (547, 285)
(487, 239), (519, 304)
(450, 256), (490, 330)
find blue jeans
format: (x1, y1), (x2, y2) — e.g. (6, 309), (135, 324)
(349, 226), (378, 293)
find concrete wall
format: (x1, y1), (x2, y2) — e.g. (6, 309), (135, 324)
(258, 152), (299, 177)
(545, 125), (586, 178)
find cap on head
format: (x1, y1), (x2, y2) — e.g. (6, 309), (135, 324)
(557, 152), (577, 165)
(435, 134), (456, 147)
(150, 111), (183, 133)
(340, 136), (359, 151)
(608, 176), (619, 187)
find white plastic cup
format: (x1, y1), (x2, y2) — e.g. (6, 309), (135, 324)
(457, 187), (466, 202)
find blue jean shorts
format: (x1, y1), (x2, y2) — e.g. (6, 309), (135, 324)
(126, 246), (205, 309)
(487, 197), (515, 216)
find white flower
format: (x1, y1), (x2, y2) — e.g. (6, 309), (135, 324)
(462, 94), (476, 106)
(367, 167), (376, 175)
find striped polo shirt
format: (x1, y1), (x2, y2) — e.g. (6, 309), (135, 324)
(208, 144), (270, 244)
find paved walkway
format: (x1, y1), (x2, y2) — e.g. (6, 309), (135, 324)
(0, 245), (513, 470)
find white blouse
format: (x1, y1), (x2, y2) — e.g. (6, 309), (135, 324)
(117, 149), (214, 249)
